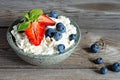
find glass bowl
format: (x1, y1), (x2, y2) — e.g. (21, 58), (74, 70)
(7, 16), (81, 66)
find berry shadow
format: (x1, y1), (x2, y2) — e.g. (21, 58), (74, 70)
(88, 58), (96, 63)
(83, 47), (92, 53)
(93, 69), (101, 74)
(106, 64), (113, 71)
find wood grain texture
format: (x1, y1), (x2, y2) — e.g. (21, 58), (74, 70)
(1, 0), (120, 30)
(1, 28), (120, 69)
(1, 0), (120, 79)
(1, 69), (120, 80)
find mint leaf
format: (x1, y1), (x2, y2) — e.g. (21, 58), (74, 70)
(18, 21), (30, 31)
(29, 8), (43, 21)
(17, 9), (43, 31)
(23, 13), (29, 20)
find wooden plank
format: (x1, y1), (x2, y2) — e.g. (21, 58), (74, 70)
(1, 0), (120, 29)
(1, 28), (120, 69)
(1, 0), (120, 79)
(1, 69), (120, 80)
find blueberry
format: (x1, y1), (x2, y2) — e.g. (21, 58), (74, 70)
(112, 62), (120, 72)
(100, 67), (108, 74)
(57, 44), (65, 53)
(90, 43), (100, 53)
(69, 34), (77, 41)
(45, 28), (55, 38)
(49, 11), (59, 18)
(95, 57), (103, 64)
(56, 22), (66, 33)
(54, 32), (62, 41)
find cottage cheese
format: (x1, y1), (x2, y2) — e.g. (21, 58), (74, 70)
(11, 16), (77, 55)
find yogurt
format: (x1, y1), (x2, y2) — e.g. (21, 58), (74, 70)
(11, 16), (77, 55)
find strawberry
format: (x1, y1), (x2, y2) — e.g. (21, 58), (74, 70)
(19, 9), (56, 46)
(24, 14), (56, 46)
(37, 14), (56, 26)
(25, 22), (45, 46)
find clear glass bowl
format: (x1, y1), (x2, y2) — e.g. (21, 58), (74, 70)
(7, 16), (81, 66)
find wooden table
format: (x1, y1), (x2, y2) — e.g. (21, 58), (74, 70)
(1, 0), (120, 79)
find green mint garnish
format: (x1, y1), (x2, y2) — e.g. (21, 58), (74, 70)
(29, 9), (43, 21)
(23, 13), (29, 20)
(18, 8), (43, 31)
(18, 21), (30, 31)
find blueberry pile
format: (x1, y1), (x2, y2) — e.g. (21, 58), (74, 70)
(99, 62), (120, 75)
(45, 22), (76, 53)
(45, 11), (77, 54)
(45, 22), (66, 41)
(90, 43), (120, 75)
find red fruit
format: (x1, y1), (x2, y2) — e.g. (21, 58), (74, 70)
(25, 22), (45, 46)
(37, 14), (56, 26)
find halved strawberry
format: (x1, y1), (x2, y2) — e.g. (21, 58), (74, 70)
(37, 14), (56, 26)
(25, 22), (45, 46)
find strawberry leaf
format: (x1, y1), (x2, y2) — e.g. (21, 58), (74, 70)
(29, 9), (43, 21)
(18, 21), (30, 31)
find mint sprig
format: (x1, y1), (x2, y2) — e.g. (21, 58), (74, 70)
(18, 8), (43, 31)
(18, 21), (30, 31)
(29, 9), (43, 21)
(23, 13), (29, 20)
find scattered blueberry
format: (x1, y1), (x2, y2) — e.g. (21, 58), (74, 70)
(69, 34), (77, 41)
(49, 11), (59, 18)
(112, 62), (120, 72)
(54, 31), (62, 41)
(56, 22), (66, 33)
(57, 44), (65, 53)
(90, 43), (100, 53)
(45, 28), (55, 38)
(100, 67), (108, 74)
(95, 57), (103, 64)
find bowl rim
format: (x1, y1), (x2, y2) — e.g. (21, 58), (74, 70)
(7, 15), (81, 58)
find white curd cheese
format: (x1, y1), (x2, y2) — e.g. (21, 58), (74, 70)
(11, 16), (77, 55)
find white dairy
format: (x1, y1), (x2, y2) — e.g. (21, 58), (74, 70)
(11, 16), (77, 55)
